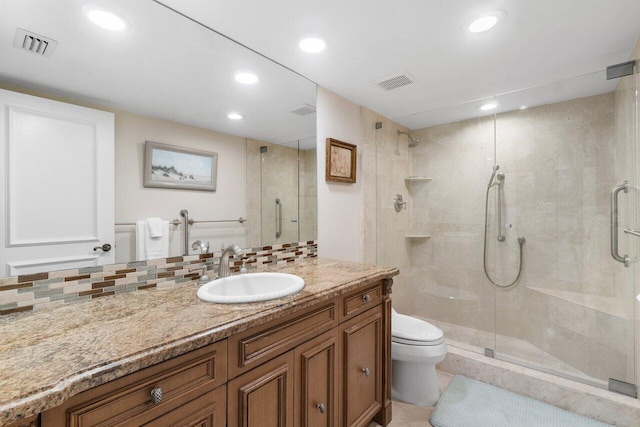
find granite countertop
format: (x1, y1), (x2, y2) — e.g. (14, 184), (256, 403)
(0, 257), (398, 425)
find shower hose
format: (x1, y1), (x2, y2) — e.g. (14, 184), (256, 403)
(482, 174), (525, 288)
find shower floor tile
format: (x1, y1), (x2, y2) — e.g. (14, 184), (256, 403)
(418, 316), (607, 388)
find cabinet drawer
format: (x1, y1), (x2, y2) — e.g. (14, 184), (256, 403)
(42, 340), (227, 427)
(143, 384), (226, 427)
(5, 414), (39, 427)
(341, 283), (383, 321)
(229, 300), (338, 379)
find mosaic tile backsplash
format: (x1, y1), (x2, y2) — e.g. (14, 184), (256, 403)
(0, 241), (317, 316)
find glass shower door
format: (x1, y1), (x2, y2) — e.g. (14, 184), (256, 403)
(493, 69), (637, 392)
(261, 142), (300, 244)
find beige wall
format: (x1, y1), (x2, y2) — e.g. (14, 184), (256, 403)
(300, 147), (318, 242)
(246, 139), (263, 247)
(114, 112), (247, 261)
(317, 87), (364, 262)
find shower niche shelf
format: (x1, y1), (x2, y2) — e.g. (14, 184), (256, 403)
(405, 234), (431, 239)
(404, 176), (433, 183)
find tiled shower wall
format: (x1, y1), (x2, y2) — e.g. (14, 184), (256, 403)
(0, 241), (317, 316)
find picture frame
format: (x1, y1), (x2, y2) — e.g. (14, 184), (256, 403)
(325, 138), (357, 183)
(143, 141), (218, 191)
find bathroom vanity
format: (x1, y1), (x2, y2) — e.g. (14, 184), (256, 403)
(0, 258), (398, 427)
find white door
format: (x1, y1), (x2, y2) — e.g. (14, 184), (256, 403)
(0, 89), (114, 277)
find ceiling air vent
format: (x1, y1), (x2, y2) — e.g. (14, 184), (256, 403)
(13, 28), (58, 58)
(289, 103), (316, 116)
(374, 72), (416, 91)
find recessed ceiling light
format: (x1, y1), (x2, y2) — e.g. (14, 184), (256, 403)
(227, 112), (244, 120)
(85, 8), (128, 32)
(478, 102), (498, 111)
(467, 10), (506, 33)
(299, 37), (326, 53)
(235, 72), (258, 84)
(519, 106), (528, 110)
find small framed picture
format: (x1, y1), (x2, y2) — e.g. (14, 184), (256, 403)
(325, 138), (357, 183)
(143, 141), (218, 191)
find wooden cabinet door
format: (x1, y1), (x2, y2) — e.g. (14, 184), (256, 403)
(294, 329), (339, 427)
(228, 350), (295, 427)
(340, 306), (383, 427)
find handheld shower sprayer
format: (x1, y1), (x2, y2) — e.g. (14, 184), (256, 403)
(488, 165), (503, 188)
(483, 164), (526, 288)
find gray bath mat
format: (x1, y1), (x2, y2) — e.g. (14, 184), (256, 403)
(430, 375), (612, 427)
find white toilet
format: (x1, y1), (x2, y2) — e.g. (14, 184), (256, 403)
(391, 308), (447, 407)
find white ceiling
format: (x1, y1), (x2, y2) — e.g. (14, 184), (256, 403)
(159, 0), (640, 128)
(0, 0), (316, 144)
(3, 1), (639, 134)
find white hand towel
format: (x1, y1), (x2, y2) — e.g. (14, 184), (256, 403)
(136, 220), (169, 261)
(146, 217), (164, 238)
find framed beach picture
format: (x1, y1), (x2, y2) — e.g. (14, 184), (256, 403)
(325, 138), (357, 183)
(143, 141), (218, 191)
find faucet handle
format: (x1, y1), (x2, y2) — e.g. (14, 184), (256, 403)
(189, 264), (207, 273)
(240, 256), (255, 274)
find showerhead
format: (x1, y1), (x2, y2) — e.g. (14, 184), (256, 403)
(397, 130), (420, 147)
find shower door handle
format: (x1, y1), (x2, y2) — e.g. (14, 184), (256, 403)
(275, 198), (282, 238)
(611, 182), (630, 267)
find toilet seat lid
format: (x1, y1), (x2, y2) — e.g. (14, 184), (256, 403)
(392, 335), (445, 346)
(391, 309), (444, 343)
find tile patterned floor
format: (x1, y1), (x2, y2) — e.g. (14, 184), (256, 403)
(370, 371), (453, 427)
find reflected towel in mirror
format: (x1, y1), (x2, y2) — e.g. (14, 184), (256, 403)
(146, 217), (164, 237)
(136, 220), (169, 261)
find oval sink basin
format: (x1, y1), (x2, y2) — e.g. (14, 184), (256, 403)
(197, 272), (305, 304)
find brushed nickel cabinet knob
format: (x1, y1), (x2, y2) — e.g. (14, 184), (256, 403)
(150, 387), (163, 404)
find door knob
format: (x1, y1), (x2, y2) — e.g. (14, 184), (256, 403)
(93, 243), (112, 252)
(362, 367), (371, 376)
(316, 403), (326, 414)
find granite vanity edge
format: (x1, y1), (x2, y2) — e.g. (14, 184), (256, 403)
(0, 266), (398, 425)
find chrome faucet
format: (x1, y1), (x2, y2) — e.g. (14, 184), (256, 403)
(218, 244), (244, 278)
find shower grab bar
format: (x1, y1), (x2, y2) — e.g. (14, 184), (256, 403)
(610, 182), (630, 267)
(624, 229), (640, 237)
(275, 198), (282, 238)
(186, 217), (247, 225)
(180, 209), (190, 256)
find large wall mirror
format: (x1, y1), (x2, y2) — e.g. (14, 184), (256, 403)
(0, 0), (317, 278)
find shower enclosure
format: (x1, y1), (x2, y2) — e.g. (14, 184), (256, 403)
(373, 65), (639, 394)
(253, 138), (317, 246)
